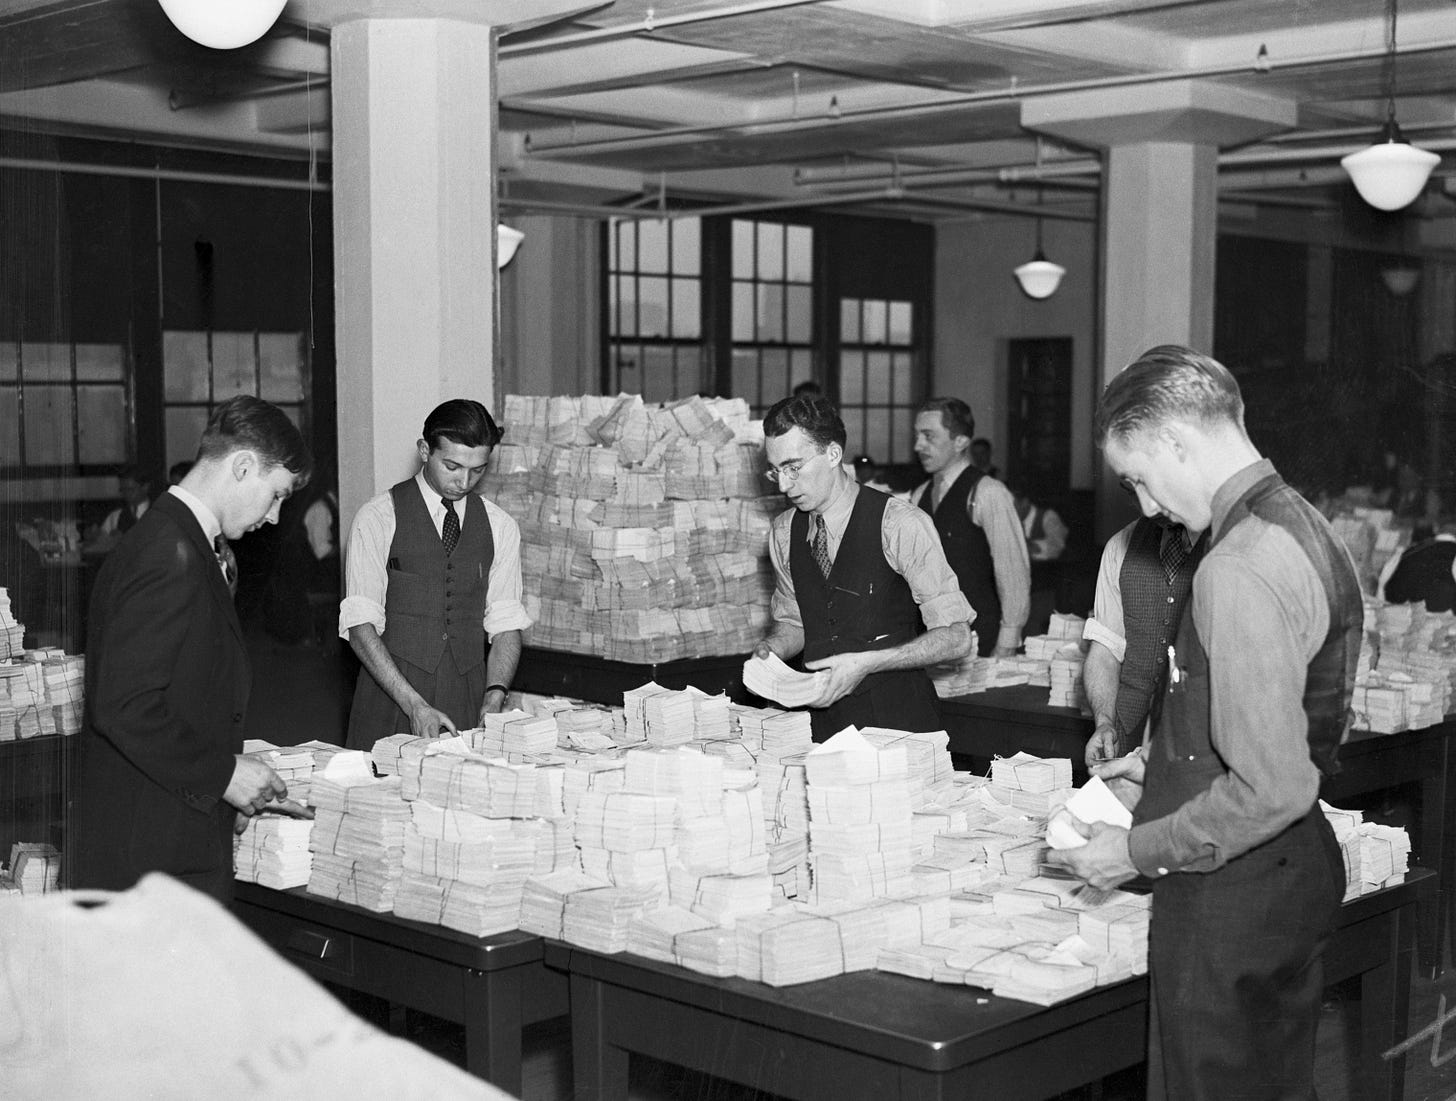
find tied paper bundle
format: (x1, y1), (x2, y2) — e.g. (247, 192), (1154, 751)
(669, 867), (774, 926)
(675, 783), (767, 874)
(1046, 645), (1088, 710)
(627, 905), (716, 964)
(927, 648), (990, 698)
(561, 757), (628, 822)
(742, 651), (829, 709)
(623, 745), (725, 819)
(562, 883), (663, 953)
(860, 727), (954, 808)
(574, 790), (678, 852)
(415, 746), (542, 819)
(393, 803), (538, 934)
(0, 586), (24, 659)
(369, 733), (435, 778)
(233, 817), (314, 890)
(623, 682), (696, 746)
(307, 755), (410, 912)
(39, 653), (85, 736)
(518, 868), (609, 939)
(467, 710), (558, 759)
(990, 752), (1073, 794)
(4, 661), (55, 740)
(579, 846), (673, 895)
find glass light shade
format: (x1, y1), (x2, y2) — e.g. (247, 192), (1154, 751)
(497, 225), (525, 269)
(1381, 265), (1420, 296)
(1014, 255), (1066, 300)
(156, 0), (286, 49)
(1341, 138), (1440, 212)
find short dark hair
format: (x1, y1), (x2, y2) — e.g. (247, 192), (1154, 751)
(196, 395), (312, 481)
(762, 395), (846, 451)
(1094, 344), (1245, 447)
(423, 399), (502, 451)
(918, 397), (975, 441)
(791, 380), (822, 399)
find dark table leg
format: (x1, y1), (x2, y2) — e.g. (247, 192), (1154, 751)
(462, 965), (524, 1094)
(570, 971), (629, 1101)
(1359, 902), (1415, 1101)
(1417, 737), (1451, 979)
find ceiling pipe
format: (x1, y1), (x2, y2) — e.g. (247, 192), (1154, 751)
(522, 37), (1456, 158)
(0, 155), (326, 191)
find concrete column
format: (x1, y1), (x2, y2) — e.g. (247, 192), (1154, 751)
(331, 18), (499, 531)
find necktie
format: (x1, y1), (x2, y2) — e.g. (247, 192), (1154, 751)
(213, 535), (237, 593)
(811, 514), (833, 578)
(1159, 527), (1189, 584)
(441, 499), (460, 556)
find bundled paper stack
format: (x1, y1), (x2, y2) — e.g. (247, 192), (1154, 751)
(0, 588), (24, 658)
(989, 948), (1100, 1006)
(1349, 676), (1410, 733)
(492, 393), (776, 664)
(370, 733), (429, 777)
(414, 747), (542, 819)
(1323, 801), (1411, 898)
(669, 866), (774, 926)
(233, 816), (315, 889)
(518, 868), (608, 938)
(5, 841), (60, 894)
(627, 905), (716, 964)
(4, 661), (54, 740)
(805, 727), (916, 904)
(307, 756), (411, 912)
(562, 884), (662, 953)
(991, 753), (1072, 794)
(40, 654), (84, 735)
(672, 923), (740, 977)
(623, 683), (697, 746)
(688, 687), (733, 741)
(740, 707), (814, 901)
(742, 652), (830, 708)
(860, 727), (954, 808)
(1046, 645), (1087, 710)
(241, 739), (316, 806)
(561, 756), (627, 822)
(468, 710), (558, 759)
(574, 790), (678, 854)
(1077, 899), (1151, 974)
(927, 648), (990, 697)
(676, 782), (767, 875)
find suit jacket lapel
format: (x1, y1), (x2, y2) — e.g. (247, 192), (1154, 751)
(154, 493), (245, 648)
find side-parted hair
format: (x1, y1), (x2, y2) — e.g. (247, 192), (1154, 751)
(196, 395), (312, 481)
(1094, 344), (1245, 448)
(918, 397), (976, 442)
(423, 399), (502, 451)
(762, 395), (847, 451)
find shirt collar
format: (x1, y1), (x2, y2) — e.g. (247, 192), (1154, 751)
(167, 485), (221, 544)
(414, 471), (454, 515)
(934, 456), (973, 497)
(1209, 458), (1276, 542)
(814, 475), (859, 534)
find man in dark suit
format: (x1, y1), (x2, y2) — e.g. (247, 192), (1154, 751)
(68, 395), (313, 904)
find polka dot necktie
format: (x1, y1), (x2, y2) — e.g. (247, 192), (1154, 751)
(441, 499), (460, 557)
(811, 514), (833, 578)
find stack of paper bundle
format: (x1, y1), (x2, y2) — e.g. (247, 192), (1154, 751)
(1076, 898), (1151, 974)
(672, 923), (740, 976)
(627, 905), (716, 964)
(39, 653), (84, 735)
(927, 647), (989, 697)
(990, 948), (1100, 1006)
(1046, 645), (1088, 710)
(468, 710), (558, 759)
(519, 868), (610, 938)
(414, 746), (543, 818)
(688, 687), (733, 740)
(561, 756), (627, 822)
(491, 393), (776, 664)
(241, 739), (316, 806)
(805, 727), (916, 904)
(623, 683), (697, 746)
(676, 781), (767, 875)
(860, 727), (955, 808)
(307, 763), (410, 911)
(741, 708), (814, 901)
(563, 883), (663, 953)
(989, 753), (1073, 812)
(1353, 823), (1411, 895)
(5, 841), (60, 894)
(669, 865), (774, 926)
(1349, 676), (1410, 733)
(3, 661), (54, 740)
(0, 588), (23, 658)
(573, 787), (677, 898)
(234, 816), (314, 889)
(370, 733), (428, 777)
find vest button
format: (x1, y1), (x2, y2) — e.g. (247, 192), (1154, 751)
(442, 632), (449, 640)
(1166, 596), (1174, 604)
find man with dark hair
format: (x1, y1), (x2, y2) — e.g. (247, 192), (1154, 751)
(69, 395), (313, 904)
(910, 399), (1030, 657)
(969, 437), (998, 479)
(1049, 345), (1361, 1100)
(753, 394), (971, 741)
(341, 398), (530, 750)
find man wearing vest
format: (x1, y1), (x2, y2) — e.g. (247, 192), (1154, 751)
(909, 399), (1030, 657)
(341, 399), (531, 751)
(1050, 346), (1361, 1101)
(753, 395), (972, 743)
(1081, 515), (1205, 767)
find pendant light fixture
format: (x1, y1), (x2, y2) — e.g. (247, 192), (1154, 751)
(156, 0), (286, 49)
(497, 225), (525, 269)
(1013, 188), (1066, 300)
(1340, 0), (1440, 211)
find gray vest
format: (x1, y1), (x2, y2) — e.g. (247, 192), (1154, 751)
(384, 480), (492, 675)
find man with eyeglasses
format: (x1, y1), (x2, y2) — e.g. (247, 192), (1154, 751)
(753, 395), (972, 742)
(910, 398), (1030, 657)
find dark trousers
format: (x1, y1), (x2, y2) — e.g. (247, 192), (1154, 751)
(1146, 808), (1344, 1101)
(808, 667), (941, 742)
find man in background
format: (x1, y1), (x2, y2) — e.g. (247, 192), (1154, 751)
(911, 399), (1029, 656)
(69, 396), (313, 903)
(754, 394), (971, 741)
(341, 399), (531, 750)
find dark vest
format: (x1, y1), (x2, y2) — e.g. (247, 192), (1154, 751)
(1135, 472), (1362, 830)
(384, 480), (493, 675)
(117, 504), (142, 534)
(920, 466), (1000, 656)
(792, 488), (920, 662)
(1113, 519), (1204, 748)
(1385, 538), (1456, 612)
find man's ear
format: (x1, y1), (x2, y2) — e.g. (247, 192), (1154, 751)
(1155, 423), (1187, 460)
(229, 450), (256, 482)
(416, 439), (431, 465)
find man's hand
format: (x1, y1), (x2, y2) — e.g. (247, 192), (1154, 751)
(224, 756), (288, 817)
(1092, 749), (1146, 811)
(753, 640), (774, 661)
(1084, 722), (1120, 770)
(803, 650), (876, 707)
(991, 642), (1018, 658)
(478, 689), (508, 723)
(1044, 823), (1138, 891)
(409, 701), (458, 739)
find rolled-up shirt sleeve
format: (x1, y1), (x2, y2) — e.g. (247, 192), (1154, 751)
(1127, 522), (1328, 876)
(1082, 522), (1134, 662)
(767, 511), (803, 632)
(482, 498), (533, 639)
(970, 478), (1030, 639)
(882, 498), (974, 630)
(338, 493), (392, 639)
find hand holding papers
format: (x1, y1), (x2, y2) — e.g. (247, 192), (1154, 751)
(1046, 776), (1132, 851)
(743, 651), (831, 708)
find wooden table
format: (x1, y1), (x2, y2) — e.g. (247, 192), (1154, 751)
(232, 882), (569, 1094)
(940, 687), (1456, 977)
(514, 646), (751, 705)
(555, 873), (1427, 1101)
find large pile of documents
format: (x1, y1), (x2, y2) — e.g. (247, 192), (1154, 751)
(0, 646), (84, 741)
(307, 752), (410, 912)
(488, 393), (778, 663)
(1322, 800), (1412, 900)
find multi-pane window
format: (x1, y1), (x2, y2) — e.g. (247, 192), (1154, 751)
(730, 219), (814, 416)
(162, 330), (306, 470)
(606, 218), (704, 402)
(0, 341), (130, 471)
(838, 298), (917, 466)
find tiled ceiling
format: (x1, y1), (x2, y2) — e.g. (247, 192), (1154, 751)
(1, 0), (1455, 221)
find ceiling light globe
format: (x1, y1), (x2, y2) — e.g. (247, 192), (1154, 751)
(156, 0), (287, 50)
